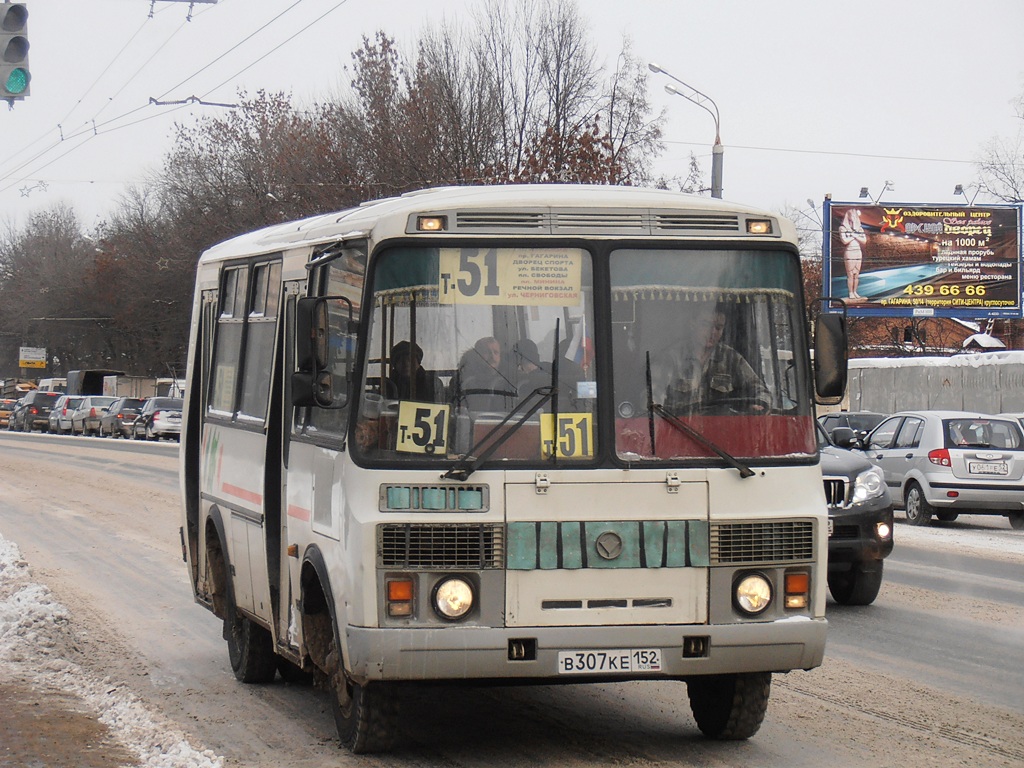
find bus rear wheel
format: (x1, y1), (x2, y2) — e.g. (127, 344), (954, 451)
(225, 609), (277, 684)
(330, 663), (397, 753)
(686, 672), (771, 740)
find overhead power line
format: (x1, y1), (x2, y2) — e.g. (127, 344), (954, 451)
(664, 138), (975, 166)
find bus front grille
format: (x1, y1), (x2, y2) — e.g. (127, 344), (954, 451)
(709, 520), (815, 565)
(378, 523), (505, 570)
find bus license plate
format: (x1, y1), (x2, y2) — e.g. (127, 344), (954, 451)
(970, 461), (1008, 475)
(557, 649), (662, 675)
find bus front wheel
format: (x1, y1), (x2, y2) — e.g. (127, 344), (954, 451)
(686, 672), (771, 740)
(330, 665), (397, 754)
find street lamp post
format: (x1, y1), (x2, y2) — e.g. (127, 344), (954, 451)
(648, 62), (723, 198)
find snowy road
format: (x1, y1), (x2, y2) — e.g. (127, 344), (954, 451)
(1, 431), (1022, 766)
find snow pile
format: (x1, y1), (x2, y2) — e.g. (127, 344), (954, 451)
(0, 533), (223, 768)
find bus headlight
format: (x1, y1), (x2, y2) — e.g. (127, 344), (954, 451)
(433, 577), (474, 620)
(734, 573), (772, 615)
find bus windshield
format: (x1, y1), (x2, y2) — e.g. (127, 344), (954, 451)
(353, 244), (814, 466)
(354, 245), (596, 464)
(610, 248), (814, 461)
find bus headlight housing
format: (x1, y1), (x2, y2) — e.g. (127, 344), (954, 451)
(433, 577), (474, 620)
(734, 573), (772, 615)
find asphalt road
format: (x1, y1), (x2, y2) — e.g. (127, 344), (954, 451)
(0, 431), (1021, 767)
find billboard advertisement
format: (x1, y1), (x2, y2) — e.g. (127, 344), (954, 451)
(822, 201), (1022, 318)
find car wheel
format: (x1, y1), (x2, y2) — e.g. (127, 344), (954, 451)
(936, 511), (959, 522)
(828, 562), (883, 605)
(904, 482), (933, 526)
(1009, 513), (1024, 530)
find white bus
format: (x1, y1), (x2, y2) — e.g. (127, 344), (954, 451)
(180, 185), (847, 753)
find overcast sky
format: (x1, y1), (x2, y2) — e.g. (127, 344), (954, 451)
(2, 0), (1022, 232)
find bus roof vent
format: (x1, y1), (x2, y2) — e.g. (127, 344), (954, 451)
(552, 211), (647, 233)
(654, 212), (741, 233)
(454, 211), (546, 231)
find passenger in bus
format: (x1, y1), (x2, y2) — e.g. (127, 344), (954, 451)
(387, 340), (444, 402)
(451, 337), (517, 412)
(665, 305), (770, 414)
(514, 339), (552, 397)
(514, 338), (582, 412)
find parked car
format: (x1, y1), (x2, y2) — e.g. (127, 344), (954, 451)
(818, 422), (893, 605)
(48, 395), (85, 434)
(132, 397), (183, 441)
(818, 411), (886, 442)
(70, 396), (118, 436)
(0, 398), (17, 428)
(854, 410), (1024, 529)
(8, 390), (62, 432)
(98, 397), (147, 438)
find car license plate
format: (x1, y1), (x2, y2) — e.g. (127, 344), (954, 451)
(969, 461), (1008, 475)
(828, 518), (834, 537)
(557, 649), (662, 675)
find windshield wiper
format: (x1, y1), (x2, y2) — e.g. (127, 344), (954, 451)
(645, 352), (754, 479)
(444, 325), (563, 482)
(442, 386), (555, 482)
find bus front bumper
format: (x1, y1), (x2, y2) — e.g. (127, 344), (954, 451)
(344, 616), (827, 683)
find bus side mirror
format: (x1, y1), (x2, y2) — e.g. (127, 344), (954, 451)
(292, 296), (354, 408)
(813, 303), (848, 405)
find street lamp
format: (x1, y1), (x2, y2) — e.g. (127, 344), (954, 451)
(859, 180), (893, 204)
(954, 184), (980, 206)
(648, 62), (723, 198)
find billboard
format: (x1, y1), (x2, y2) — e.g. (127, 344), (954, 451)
(822, 201), (1022, 318)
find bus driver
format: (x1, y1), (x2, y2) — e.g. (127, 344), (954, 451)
(665, 305), (770, 415)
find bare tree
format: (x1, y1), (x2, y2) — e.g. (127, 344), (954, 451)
(976, 91), (1024, 203)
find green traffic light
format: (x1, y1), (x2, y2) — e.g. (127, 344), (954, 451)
(3, 66), (27, 94)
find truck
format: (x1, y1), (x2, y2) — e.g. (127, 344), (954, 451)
(36, 377), (67, 393)
(102, 375), (159, 399)
(0, 379), (36, 399)
(65, 369), (126, 396)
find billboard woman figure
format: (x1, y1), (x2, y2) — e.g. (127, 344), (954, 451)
(839, 208), (867, 300)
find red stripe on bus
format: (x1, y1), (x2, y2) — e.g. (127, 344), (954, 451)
(287, 505), (311, 521)
(222, 482), (262, 505)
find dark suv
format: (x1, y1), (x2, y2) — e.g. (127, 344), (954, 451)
(8, 390), (63, 432)
(818, 422), (894, 605)
(818, 411), (886, 442)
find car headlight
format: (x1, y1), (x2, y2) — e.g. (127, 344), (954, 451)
(433, 577), (474, 620)
(734, 573), (772, 615)
(851, 465), (886, 504)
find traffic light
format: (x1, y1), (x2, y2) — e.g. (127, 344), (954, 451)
(1, 2), (30, 101)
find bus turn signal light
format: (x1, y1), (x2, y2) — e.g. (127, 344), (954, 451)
(387, 578), (414, 617)
(784, 571), (809, 609)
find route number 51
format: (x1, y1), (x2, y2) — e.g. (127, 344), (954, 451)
(540, 413), (594, 459)
(396, 402), (450, 454)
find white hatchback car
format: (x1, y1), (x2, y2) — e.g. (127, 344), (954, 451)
(858, 410), (1024, 529)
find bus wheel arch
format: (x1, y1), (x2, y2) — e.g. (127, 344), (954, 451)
(299, 549), (397, 753)
(205, 511), (276, 683)
(204, 513), (230, 620)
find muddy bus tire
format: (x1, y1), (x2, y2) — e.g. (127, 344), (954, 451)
(331, 667), (397, 754)
(686, 672), (771, 740)
(225, 609), (277, 684)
